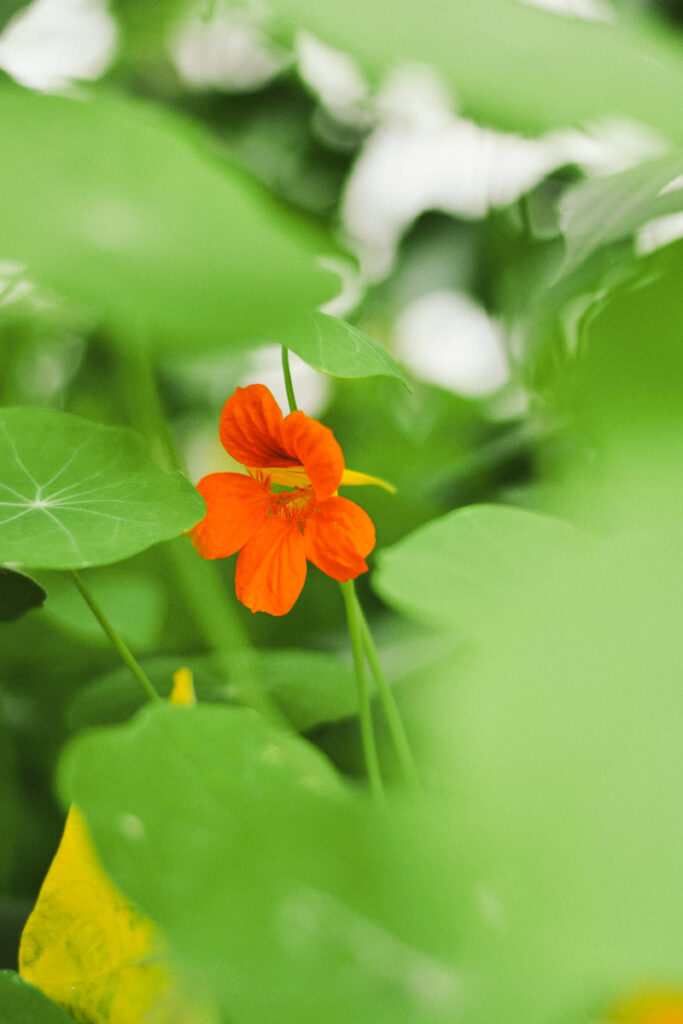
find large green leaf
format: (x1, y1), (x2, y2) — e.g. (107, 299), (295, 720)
(0, 567), (45, 621)
(60, 705), (467, 1024)
(271, 0), (683, 141)
(40, 568), (166, 651)
(0, 85), (339, 350)
(373, 504), (588, 633)
(0, 408), (204, 569)
(68, 649), (361, 733)
(558, 152), (683, 278)
(280, 314), (409, 385)
(0, 972), (74, 1024)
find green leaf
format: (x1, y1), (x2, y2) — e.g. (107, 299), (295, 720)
(0, 84), (339, 350)
(271, 0), (683, 142)
(280, 314), (409, 386)
(60, 705), (465, 1024)
(40, 568), (166, 651)
(67, 657), (226, 731)
(0, 972), (74, 1024)
(0, 407), (204, 570)
(0, 0), (31, 33)
(68, 650), (360, 734)
(242, 648), (361, 731)
(0, 567), (46, 621)
(558, 152), (683, 278)
(373, 504), (589, 633)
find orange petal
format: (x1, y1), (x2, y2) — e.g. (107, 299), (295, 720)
(191, 473), (270, 559)
(219, 385), (295, 469)
(281, 410), (344, 502)
(304, 496), (375, 582)
(235, 517), (307, 615)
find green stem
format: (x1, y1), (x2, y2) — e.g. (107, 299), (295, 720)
(354, 591), (419, 790)
(340, 580), (384, 800)
(113, 335), (279, 719)
(281, 346), (298, 412)
(70, 570), (160, 703)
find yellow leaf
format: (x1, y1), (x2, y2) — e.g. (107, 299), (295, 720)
(19, 672), (213, 1022)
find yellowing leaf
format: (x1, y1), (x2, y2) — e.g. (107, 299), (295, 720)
(18, 806), (210, 1024)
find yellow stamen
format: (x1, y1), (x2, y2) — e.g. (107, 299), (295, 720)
(170, 667), (196, 707)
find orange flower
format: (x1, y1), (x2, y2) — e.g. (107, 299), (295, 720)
(191, 384), (389, 616)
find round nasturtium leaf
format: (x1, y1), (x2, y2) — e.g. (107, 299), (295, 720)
(0, 407), (205, 570)
(0, 85), (339, 351)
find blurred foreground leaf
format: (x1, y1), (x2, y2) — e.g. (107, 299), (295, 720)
(272, 0), (683, 141)
(373, 504), (588, 632)
(0, 84), (339, 349)
(558, 152), (683, 278)
(61, 705), (467, 1023)
(0, 567), (45, 621)
(0, 0), (30, 33)
(280, 314), (409, 386)
(0, 972), (73, 1024)
(18, 806), (211, 1024)
(40, 569), (165, 651)
(69, 650), (361, 733)
(0, 408), (204, 569)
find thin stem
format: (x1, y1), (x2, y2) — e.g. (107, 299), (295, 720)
(281, 346), (298, 412)
(354, 591), (420, 790)
(114, 335), (278, 718)
(340, 580), (384, 800)
(70, 570), (160, 704)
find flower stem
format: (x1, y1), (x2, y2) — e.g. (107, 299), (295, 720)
(69, 570), (160, 704)
(340, 580), (384, 800)
(354, 591), (420, 790)
(281, 346), (298, 412)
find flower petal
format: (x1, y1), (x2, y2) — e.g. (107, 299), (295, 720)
(304, 496), (375, 581)
(340, 468), (396, 493)
(281, 410), (344, 502)
(191, 472), (270, 559)
(219, 385), (295, 468)
(235, 517), (307, 615)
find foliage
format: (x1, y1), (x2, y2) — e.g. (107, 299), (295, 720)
(1, 0), (682, 1022)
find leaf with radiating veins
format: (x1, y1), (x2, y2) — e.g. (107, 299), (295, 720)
(0, 407), (204, 570)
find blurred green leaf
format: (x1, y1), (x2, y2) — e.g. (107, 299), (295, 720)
(0, 567), (45, 622)
(558, 152), (683, 278)
(0, 84), (339, 349)
(68, 650), (361, 733)
(0, 0), (30, 33)
(61, 705), (466, 1024)
(0, 972), (74, 1024)
(40, 569), (165, 652)
(271, 0), (683, 141)
(0, 730), (18, 887)
(373, 504), (588, 633)
(0, 408), (204, 569)
(280, 314), (409, 386)
(228, 648), (361, 730)
(420, 520), (683, 1023)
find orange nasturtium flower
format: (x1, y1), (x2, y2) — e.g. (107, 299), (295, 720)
(191, 384), (390, 616)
